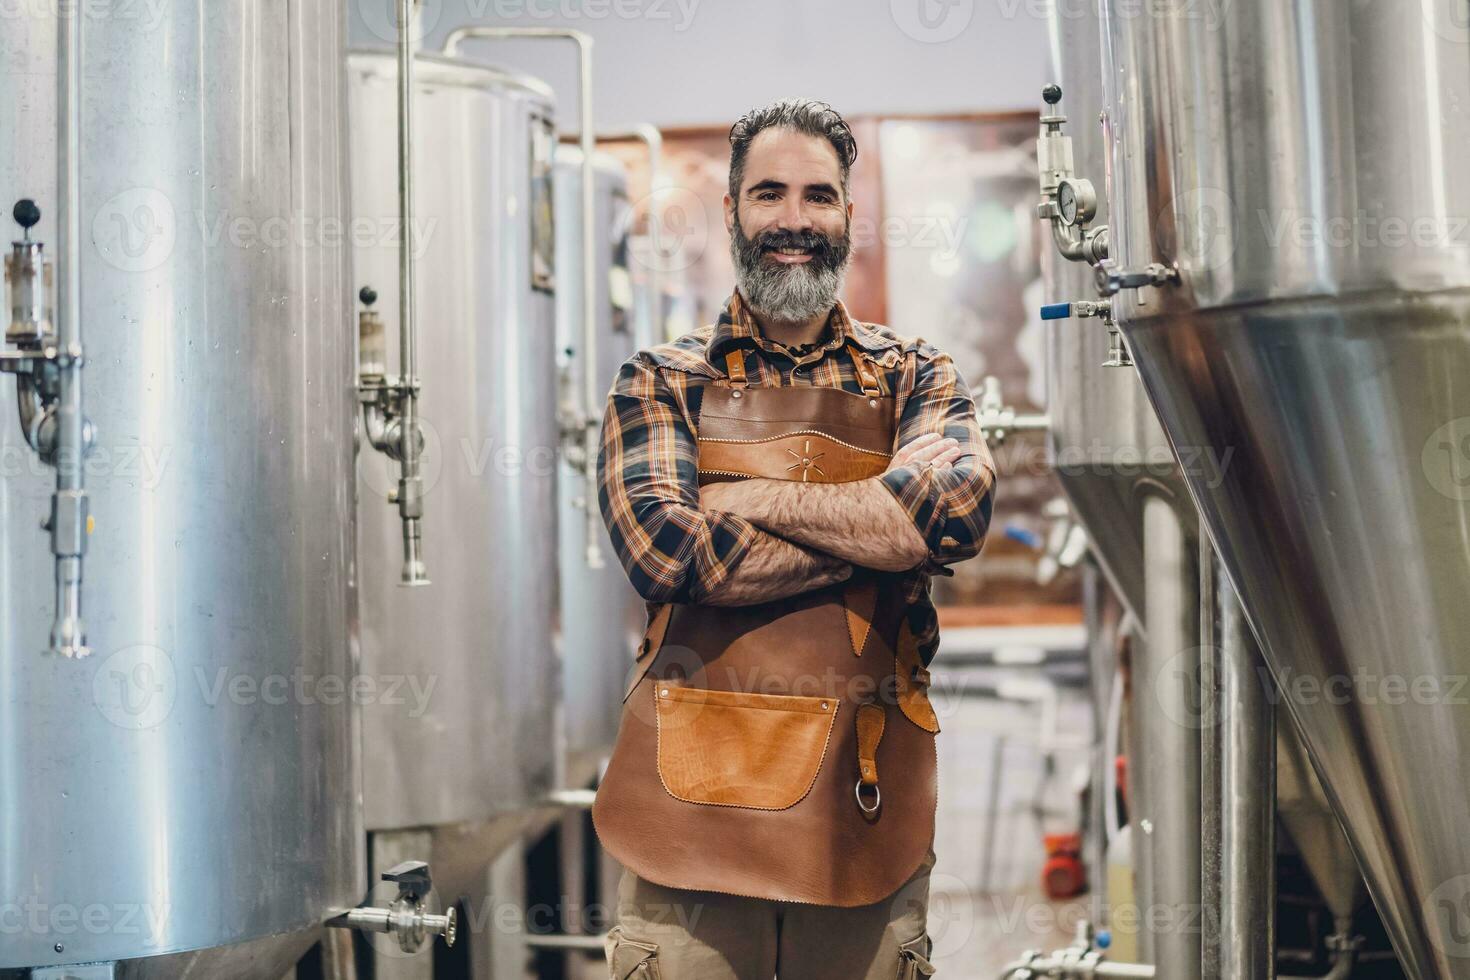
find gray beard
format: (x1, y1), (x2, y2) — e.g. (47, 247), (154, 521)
(731, 224), (851, 325)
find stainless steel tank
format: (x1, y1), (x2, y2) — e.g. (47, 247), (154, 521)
(1099, 1), (1470, 976)
(553, 147), (644, 786)
(1042, 1), (1183, 626)
(0, 4), (360, 977)
(348, 50), (560, 874)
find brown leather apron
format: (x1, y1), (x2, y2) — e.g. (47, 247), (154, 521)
(592, 342), (941, 907)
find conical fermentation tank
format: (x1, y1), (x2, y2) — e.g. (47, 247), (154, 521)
(347, 50), (561, 898)
(0, 4), (361, 977)
(1100, 1), (1470, 976)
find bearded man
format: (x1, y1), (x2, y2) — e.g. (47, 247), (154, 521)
(592, 98), (996, 980)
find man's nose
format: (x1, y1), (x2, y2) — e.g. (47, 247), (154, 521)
(776, 196), (814, 232)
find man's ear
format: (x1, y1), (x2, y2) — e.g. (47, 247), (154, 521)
(723, 193), (735, 236)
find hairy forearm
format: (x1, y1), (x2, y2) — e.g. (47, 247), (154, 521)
(701, 527), (853, 606)
(711, 477), (929, 572)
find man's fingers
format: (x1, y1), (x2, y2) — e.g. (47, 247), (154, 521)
(905, 437), (961, 465)
(891, 432), (941, 466)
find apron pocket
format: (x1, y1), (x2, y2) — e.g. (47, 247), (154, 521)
(654, 684), (839, 810)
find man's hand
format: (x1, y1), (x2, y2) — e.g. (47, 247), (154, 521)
(885, 432), (964, 475)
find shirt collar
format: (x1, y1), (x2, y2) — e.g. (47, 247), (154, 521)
(706, 290), (898, 366)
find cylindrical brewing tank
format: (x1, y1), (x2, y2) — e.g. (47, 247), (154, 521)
(1100, 2), (1470, 976)
(347, 52), (560, 854)
(552, 147), (644, 782)
(0, 5), (360, 977)
(1042, 1), (1184, 626)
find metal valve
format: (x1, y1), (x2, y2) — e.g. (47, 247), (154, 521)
(977, 375), (1049, 446)
(1037, 85), (1109, 268)
(1039, 301), (1132, 368)
(3, 198), (94, 657)
(334, 860), (457, 954)
(356, 285), (429, 586)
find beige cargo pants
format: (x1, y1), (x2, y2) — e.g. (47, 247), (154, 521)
(601, 849), (937, 979)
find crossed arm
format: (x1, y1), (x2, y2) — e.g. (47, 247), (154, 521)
(596, 350), (996, 609)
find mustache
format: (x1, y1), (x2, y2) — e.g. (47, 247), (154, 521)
(736, 224), (850, 270)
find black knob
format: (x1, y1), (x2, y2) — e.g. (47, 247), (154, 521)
(1042, 84), (1063, 106)
(13, 199), (41, 230)
(359, 286), (378, 307)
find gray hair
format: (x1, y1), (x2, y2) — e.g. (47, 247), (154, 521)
(728, 99), (858, 201)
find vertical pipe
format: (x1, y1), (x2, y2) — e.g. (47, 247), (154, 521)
(575, 36), (601, 569)
(1198, 535), (1221, 980)
(1140, 494), (1201, 980)
(51, 2), (88, 657)
(396, 0), (426, 584)
(1219, 564), (1276, 980)
(1083, 560), (1111, 930)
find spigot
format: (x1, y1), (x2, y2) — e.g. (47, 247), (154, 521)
(335, 860), (457, 954)
(1039, 301), (1132, 368)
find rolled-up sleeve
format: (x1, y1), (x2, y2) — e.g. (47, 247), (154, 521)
(878, 347), (997, 573)
(597, 356), (758, 603)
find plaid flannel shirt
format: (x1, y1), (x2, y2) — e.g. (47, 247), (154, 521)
(596, 292), (996, 666)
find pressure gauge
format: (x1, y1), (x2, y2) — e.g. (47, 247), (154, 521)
(1056, 178), (1097, 227)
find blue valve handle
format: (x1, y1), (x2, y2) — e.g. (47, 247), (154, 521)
(1040, 303), (1073, 320)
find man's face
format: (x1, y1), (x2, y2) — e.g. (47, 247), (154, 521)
(725, 127), (855, 324)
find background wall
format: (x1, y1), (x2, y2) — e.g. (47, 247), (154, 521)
(347, 0), (1051, 131)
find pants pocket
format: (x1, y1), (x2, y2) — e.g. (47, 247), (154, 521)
(604, 925), (663, 980)
(654, 683), (839, 809)
(897, 932), (936, 978)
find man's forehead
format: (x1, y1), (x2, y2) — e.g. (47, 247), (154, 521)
(740, 128), (843, 189)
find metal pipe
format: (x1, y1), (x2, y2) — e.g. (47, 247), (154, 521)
(443, 27), (602, 569)
(50, 2), (88, 657)
(1198, 536), (1221, 980)
(599, 125), (665, 347)
(1140, 494), (1200, 980)
(1219, 563), (1276, 980)
(395, 0), (427, 585)
(524, 933), (608, 951)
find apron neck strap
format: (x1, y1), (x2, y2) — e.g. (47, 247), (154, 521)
(723, 340), (883, 396)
